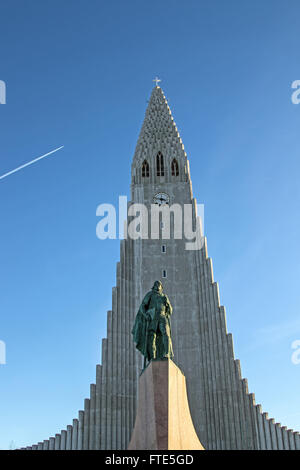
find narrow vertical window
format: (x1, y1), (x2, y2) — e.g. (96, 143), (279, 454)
(161, 245), (166, 253)
(171, 158), (179, 176)
(141, 160), (149, 177)
(156, 152), (164, 176)
(162, 269), (167, 278)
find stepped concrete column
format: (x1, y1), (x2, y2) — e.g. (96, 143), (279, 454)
(60, 430), (67, 450)
(54, 434), (61, 450)
(128, 359), (204, 450)
(83, 399), (90, 449)
(66, 425), (73, 450)
(78, 410), (84, 450)
(72, 419), (78, 450)
(49, 437), (55, 450)
(43, 440), (49, 450)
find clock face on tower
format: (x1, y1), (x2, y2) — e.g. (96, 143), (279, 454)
(153, 192), (170, 206)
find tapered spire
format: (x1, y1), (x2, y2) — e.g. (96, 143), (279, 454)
(132, 86), (186, 167)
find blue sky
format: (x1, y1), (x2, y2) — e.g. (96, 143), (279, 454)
(1, 0), (300, 449)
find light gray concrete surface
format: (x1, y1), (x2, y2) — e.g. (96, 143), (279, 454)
(23, 86), (299, 450)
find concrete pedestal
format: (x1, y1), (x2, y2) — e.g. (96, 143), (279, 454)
(128, 359), (204, 450)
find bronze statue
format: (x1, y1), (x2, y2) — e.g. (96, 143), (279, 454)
(132, 281), (173, 368)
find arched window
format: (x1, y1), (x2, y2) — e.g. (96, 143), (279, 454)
(141, 160), (149, 177)
(171, 158), (179, 176)
(156, 152), (164, 176)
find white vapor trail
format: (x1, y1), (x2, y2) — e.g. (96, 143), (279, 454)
(0, 146), (64, 180)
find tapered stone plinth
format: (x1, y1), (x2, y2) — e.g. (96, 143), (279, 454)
(128, 359), (204, 450)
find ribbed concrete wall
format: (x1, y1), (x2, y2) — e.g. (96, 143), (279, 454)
(23, 224), (300, 451)
(23, 241), (300, 449)
(22, 86), (300, 450)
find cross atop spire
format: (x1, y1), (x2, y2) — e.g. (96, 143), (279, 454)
(152, 76), (161, 87)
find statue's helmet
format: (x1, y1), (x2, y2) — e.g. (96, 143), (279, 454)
(152, 280), (163, 291)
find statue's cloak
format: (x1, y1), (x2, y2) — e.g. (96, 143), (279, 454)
(131, 291), (152, 361)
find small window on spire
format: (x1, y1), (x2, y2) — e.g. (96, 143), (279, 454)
(171, 158), (179, 176)
(156, 152), (164, 177)
(142, 160), (150, 177)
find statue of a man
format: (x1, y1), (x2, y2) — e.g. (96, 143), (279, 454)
(132, 280), (173, 368)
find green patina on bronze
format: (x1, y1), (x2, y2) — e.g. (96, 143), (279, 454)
(132, 280), (173, 368)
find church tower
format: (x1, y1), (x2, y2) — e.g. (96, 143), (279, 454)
(22, 86), (300, 451)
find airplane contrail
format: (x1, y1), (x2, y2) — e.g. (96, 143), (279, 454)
(0, 146), (64, 180)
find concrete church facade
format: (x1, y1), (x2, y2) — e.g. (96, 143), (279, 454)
(23, 86), (300, 450)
